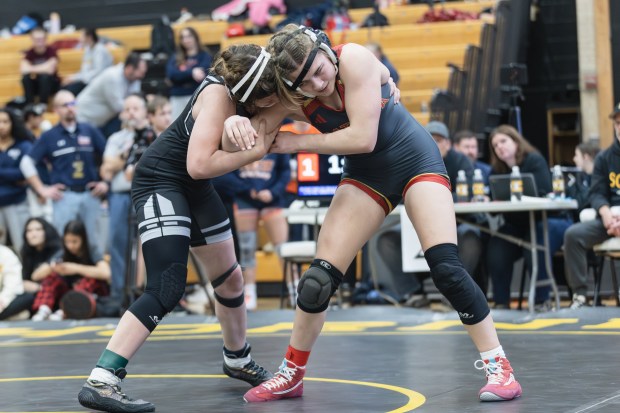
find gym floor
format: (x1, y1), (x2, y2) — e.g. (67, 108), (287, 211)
(1, 305), (619, 413)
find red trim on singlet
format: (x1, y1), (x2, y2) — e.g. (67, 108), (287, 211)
(402, 173), (451, 198)
(339, 178), (392, 216)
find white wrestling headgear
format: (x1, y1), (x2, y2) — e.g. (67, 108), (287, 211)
(230, 47), (271, 103)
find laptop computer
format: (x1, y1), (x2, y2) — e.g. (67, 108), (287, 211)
(489, 173), (539, 201)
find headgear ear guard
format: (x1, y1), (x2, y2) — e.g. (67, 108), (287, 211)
(281, 26), (338, 96)
(229, 47), (271, 103)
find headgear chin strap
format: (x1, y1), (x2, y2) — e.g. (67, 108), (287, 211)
(230, 47), (271, 103)
(282, 27), (338, 97)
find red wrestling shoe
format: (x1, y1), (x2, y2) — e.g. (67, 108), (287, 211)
(243, 359), (305, 403)
(476, 356), (522, 401)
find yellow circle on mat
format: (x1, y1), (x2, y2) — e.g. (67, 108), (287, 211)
(0, 374), (426, 413)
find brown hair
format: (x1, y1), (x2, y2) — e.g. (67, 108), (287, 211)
(211, 44), (277, 112)
(576, 140), (600, 160)
(175, 27), (205, 67)
(147, 95), (169, 115)
(488, 124), (538, 173)
(266, 24), (318, 107)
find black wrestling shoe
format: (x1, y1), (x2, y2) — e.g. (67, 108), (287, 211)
(78, 368), (155, 413)
(223, 359), (273, 387)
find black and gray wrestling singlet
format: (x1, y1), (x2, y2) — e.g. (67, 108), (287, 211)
(132, 75), (232, 247)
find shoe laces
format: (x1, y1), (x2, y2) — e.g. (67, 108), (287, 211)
(474, 358), (507, 385)
(243, 359), (268, 376)
(262, 363), (298, 391)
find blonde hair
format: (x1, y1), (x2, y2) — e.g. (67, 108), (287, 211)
(211, 44), (277, 112)
(266, 24), (319, 107)
(488, 124), (538, 173)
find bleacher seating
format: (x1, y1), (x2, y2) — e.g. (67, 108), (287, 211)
(0, 1), (491, 124)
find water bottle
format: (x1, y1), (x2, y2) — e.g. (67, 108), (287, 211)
(510, 165), (523, 201)
(472, 168), (485, 202)
(456, 169), (469, 203)
(552, 165), (565, 198)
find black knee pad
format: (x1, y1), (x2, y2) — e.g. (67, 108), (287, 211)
(128, 292), (167, 332)
(297, 259), (343, 313)
(425, 243), (489, 325)
(212, 262), (244, 308)
(157, 263), (187, 312)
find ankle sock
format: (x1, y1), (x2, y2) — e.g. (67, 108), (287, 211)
(96, 349), (128, 373)
(224, 343), (251, 368)
(285, 345), (310, 367)
(480, 345), (505, 361)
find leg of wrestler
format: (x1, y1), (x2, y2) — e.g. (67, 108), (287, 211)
(191, 238), (246, 351)
(78, 198), (191, 412)
(243, 184), (386, 403)
(404, 181), (521, 401)
(235, 207), (260, 309)
(403, 181), (499, 349)
(290, 185), (385, 350)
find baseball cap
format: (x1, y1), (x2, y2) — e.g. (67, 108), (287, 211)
(610, 102), (620, 118)
(425, 121), (450, 140)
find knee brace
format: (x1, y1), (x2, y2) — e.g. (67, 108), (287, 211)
(211, 262), (244, 308)
(425, 243), (489, 325)
(238, 231), (257, 268)
(297, 259), (343, 313)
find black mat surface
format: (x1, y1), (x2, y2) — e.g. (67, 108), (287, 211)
(1, 306), (619, 412)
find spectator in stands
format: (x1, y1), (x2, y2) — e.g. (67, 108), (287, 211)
(61, 28), (113, 96)
(0, 244), (25, 321)
(365, 42), (399, 85)
(166, 27), (212, 119)
(426, 121), (486, 293)
(426, 121), (473, 190)
(20, 90), (108, 260)
(453, 129), (492, 185)
(31, 219), (110, 321)
(233, 154), (291, 310)
(100, 94), (152, 299)
(0, 217), (62, 320)
(486, 124), (572, 310)
(22, 104), (54, 222)
(565, 140), (600, 219)
(0, 108), (33, 251)
(20, 27), (59, 106)
(76, 53), (147, 137)
(146, 95), (173, 136)
(564, 104), (620, 309)
(23, 104), (52, 138)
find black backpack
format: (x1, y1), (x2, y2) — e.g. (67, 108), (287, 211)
(151, 15), (175, 57)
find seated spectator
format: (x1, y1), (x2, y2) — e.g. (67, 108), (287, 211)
(147, 95), (173, 136)
(20, 27), (59, 106)
(566, 140), (600, 219)
(166, 27), (212, 119)
(20, 90), (108, 259)
(486, 125), (572, 310)
(234, 154), (291, 310)
(76, 53), (147, 137)
(23, 104), (52, 138)
(453, 129), (492, 186)
(564, 104), (620, 309)
(61, 28), (113, 96)
(31, 219), (110, 321)
(365, 42), (399, 85)
(0, 108), (33, 251)
(0, 244), (26, 321)
(0, 217), (62, 320)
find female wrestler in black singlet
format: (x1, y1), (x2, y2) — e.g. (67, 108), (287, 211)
(227, 26), (522, 404)
(77, 45), (280, 413)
